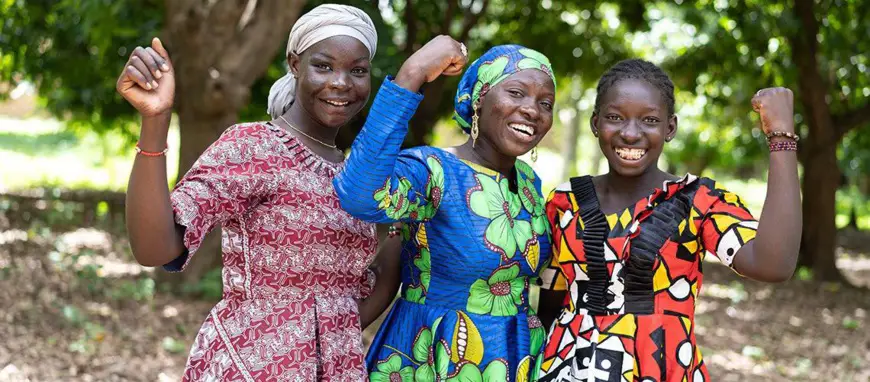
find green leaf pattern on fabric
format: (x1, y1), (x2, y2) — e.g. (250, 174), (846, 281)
(371, 155), (444, 221)
(469, 174), (533, 258)
(467, 263), (527, 316)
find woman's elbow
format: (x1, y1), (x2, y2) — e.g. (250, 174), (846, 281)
(129, 245), (178, 268)
(751, 262), (796, 283)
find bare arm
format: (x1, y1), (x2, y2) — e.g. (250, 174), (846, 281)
(732, 88), (802, 282)
(359, 224), (403, 329)
(117, 38), (185, 266)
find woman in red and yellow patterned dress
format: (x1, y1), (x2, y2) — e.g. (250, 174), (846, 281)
(534, 59), (801, 381)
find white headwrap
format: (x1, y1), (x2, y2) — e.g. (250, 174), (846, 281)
(267, 4), (378, 119)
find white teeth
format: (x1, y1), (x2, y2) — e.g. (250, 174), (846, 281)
(509, 123), (534, 136)
(615, 147), (646, 161)
(325, 100), (349, 106)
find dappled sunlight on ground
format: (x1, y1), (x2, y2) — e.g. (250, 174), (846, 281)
(1, 116), (869, 381)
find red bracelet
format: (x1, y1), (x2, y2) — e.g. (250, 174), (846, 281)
(769, 140), (797, 152)
(135, 143), (169, 157)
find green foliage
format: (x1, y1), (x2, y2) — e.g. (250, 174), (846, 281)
(0, 0), (163, 132)
(1, 0), (646, 137)
(161, 336), (187, 354)
(181, 267), (223, 300)
(659, 0), (870, 176)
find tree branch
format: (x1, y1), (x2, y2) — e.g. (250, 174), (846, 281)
(833, 102), (870, 140)
(441, 0), (458, 34)
(221, 0), (303, 85)
(459, 0), (489, 42)
(403, 0), (418, 55)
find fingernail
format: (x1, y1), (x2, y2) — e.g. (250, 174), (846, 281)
(152, 81), (159, 89)
(145, 83), (152, 90)
(161, 64), (170, 71)
(155, 71), (162, 79)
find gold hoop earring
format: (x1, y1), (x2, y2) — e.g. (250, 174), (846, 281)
(531, 146), (538, 163)
(471, 100), (480, 147)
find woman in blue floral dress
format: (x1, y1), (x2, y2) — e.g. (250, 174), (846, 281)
(333, 36), (558, 381)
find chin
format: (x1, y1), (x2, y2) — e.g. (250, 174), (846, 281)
(606, 156), (655, 177)
(317, 112), (355, 129)
(316, 104), (363, 128)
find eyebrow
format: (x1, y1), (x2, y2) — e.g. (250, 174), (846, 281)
(501, 79), (556, 96)
(605, 104), (661, 112)
(310, 53), (370, 63)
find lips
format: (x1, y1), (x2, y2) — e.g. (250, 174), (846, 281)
(509, 123), (534, 136)
(322, 99), (350, 107)
(614, 147), (647, 161)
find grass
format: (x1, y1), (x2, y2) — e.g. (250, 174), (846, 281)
(2, 114), (869, 230)
(0, 116), (180, 192)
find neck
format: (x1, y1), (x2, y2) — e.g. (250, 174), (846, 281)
(456, 137), (515, 176)
(602, 166), (671, 197)
(280, 101), (339, 146)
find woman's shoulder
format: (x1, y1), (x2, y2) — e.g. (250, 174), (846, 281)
(220, 121), (274, 139)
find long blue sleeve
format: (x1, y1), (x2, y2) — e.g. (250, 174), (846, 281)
(334, 77), (445, 224)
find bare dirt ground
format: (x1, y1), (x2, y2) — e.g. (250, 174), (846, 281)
(1, 206), (868, 381)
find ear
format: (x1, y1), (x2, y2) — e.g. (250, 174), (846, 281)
(288, 51), (302, 77)
(665, 114), (678, 142)
(590, 113), (599, 137)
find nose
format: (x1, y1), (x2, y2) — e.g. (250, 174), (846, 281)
(619, 119), (642, 144)
(518, 98), (539, 121)
(328, 71), (350, 90)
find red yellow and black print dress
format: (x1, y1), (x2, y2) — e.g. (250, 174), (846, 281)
(535, 174), (758, 382)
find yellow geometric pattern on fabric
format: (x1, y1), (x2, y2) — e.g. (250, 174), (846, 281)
(653, 262), (671, 292)
(619, 209), (633, 229)
(680, 316), (692, 336)
(542, 358), (555, 371)
(606, 315), (637, 338)
(737, 226), (757, 242)
(559, 236), (574, 263)
(605, 209), (634, 231)
(711, 214), (742, 233)
(567, 192), (578, 210)
(722, 191), (741, 206)
(689, 207), (701, 235)
(607, 213), (619, 229)
(682, 240), (698, 256)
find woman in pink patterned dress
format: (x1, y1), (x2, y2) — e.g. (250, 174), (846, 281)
(116, 5), (400, 381)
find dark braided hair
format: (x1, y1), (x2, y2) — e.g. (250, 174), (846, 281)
(593, 59), (675, 116)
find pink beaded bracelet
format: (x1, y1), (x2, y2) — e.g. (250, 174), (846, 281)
(769, 140), (798, 152)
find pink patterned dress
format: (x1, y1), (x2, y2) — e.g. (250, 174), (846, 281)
(166, 122), (377, 381)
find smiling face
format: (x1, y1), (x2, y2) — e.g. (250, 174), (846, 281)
(289, 35), (372, 128)
(477, 69), (556, 158)
(591, 78), (677, 177)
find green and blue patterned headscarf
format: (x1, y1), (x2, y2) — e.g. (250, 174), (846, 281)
(453, 45), (556, 133)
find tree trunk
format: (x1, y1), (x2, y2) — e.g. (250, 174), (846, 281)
(405, 77), (452, 147)
(561, 105), (581, 180)
(789, 0), (847, 282)
(800, 146), (844, 281)
(155, 0), (305, 291)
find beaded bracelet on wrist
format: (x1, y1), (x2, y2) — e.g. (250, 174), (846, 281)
(765, 131), (799, 142)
